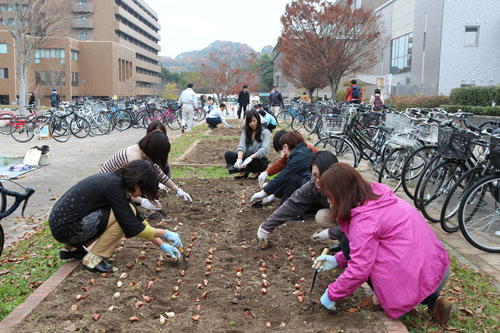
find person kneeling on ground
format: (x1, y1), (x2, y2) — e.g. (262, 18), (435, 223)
(250, 131), (313, 206)
(50, 160), (184, 273)
(257, 130), (319, 190)
(206, 103), (231, 129)
(225, 110), (271, 179)
(146, 120), (171, 178)
(257, 151), (342, 248)
(256, 104), (277, 131)
(313, 163), (451, 324)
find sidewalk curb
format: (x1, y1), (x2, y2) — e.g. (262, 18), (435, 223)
(0, 260), (80, 332)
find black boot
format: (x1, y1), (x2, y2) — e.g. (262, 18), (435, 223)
(83, 259), (113, 273)
(59, 246), (87, 260)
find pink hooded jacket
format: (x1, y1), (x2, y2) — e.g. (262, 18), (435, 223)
(329, 183), (450, 319)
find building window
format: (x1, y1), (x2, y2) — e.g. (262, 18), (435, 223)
(1, 4), (11, 11)
(35, 71), (65, 86)
(71, 72), (79, 86)
(0, 68), (8, 79)
(351, 0), (362, 10)
(35, 48), (65, 63)
(0, 43), (7, 54)
(390, 33), (413, 74)
(79, 15), (87, 23)
(79, 30), (87, 40)
(71, 50), (79, 61)
(78, 0), (86, 7)
(464, 26), (479, 47)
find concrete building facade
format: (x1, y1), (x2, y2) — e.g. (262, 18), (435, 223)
(0, 0), (161, 106)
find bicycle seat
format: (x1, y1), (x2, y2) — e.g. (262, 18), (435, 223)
(378, 126), (394, 133)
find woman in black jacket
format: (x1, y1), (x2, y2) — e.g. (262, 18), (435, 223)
(250, 131), (313, 205)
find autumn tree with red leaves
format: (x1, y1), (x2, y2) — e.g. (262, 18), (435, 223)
(279, 0), (383, 96)
(200, 51), (258, 101)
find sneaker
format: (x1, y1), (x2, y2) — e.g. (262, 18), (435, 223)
(431, 296), (451, 324)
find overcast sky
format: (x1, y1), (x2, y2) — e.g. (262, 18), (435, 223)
(146, 0), (293, 58)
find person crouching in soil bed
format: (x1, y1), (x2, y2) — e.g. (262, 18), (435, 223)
(224, 110), (271, 179)
(314, 163), (452, 324)
(50, 160), (183, 273)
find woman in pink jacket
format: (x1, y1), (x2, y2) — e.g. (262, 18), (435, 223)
(314, 163), (451, 324)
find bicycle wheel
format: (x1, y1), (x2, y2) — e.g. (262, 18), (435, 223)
(303, 113), (316, 133)
(70, 117), (91, 138)
(291, 112), (305, 130)
(193, 109), (206, 122)
(94, 112), (112, 135)
(143, 111), (162, 128)
(50, 117), (71, 142)
(0, 114), (14, 135)
(112, 110), (132, 131)
(418, 160), (466, 223)
(314, 136), (358, 167)
(166, 112), (182, 130)
(401, 145), (438, 200)
(440, 167), (484, 233)
(277, 110), (292, 128)
(10, 117), (35, 142)
(0, 182), (6, 257)
(458, 174), (500, 253)
(378, 147), (411, 193)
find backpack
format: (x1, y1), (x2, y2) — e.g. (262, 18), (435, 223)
(351, 85), (361, 99)
(373, 95), (383, 109)
(50, 93), (57, 104)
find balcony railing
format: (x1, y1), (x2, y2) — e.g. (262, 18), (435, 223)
(71, 3), (94, 13)
(73, 34), (95, 41)
(71, 18), (94, 29)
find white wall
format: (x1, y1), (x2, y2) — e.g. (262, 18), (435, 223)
(439, 0), (500, 95)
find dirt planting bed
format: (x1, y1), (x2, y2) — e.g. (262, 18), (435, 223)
(207, 125), (243, 137)
(15, 177), (386, 332)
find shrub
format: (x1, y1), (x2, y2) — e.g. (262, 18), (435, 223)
(450, 86), (500, 106)
(336, 89), (346, 102)
(386, 96), (451, 109)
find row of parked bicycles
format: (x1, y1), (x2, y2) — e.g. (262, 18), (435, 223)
(276, 100), (500, 253)
(0, 98), (203, 143)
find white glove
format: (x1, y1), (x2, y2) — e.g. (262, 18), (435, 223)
(158, 183), (168, 191)
(311, 229), (330, 241)
(262, 195), (275, 205)
(141, 198), (161, 210)
(176, 188), (193, 202)
(257, 225), (270, 248)
(312, 255), (338, 272)
(258, 172), (268, 188)
(241, 156), (253, 168)
(251, 190), (267, 203)
(234, 158), (243, 169)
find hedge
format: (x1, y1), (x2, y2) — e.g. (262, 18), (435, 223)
(386, 96), (451, 109)
(439, 105), (500, 115)
(450, 86), (500, 106)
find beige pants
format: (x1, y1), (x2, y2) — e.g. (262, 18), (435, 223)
(271, 106), (281, 115)
(315, 208), (336, 228)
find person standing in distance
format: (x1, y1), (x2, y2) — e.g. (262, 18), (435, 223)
(269, 85), (284, 116)
(178, 83), (198, 133)
(50, 88), (60, 108)
(237, 85), (250, 119)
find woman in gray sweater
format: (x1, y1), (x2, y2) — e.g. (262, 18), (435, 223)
(225, 110), (271, 179)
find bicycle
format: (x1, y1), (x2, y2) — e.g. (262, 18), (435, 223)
(0, 181), (35, 257)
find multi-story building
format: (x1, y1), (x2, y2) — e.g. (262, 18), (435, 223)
(0, 0), (161, 105)
(371, 0), (500, 97)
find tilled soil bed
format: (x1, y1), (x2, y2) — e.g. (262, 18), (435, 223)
(178, 138), (282, 166)
(14, 177), (387, 332)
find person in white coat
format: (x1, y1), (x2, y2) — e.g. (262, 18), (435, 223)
(178, 83), (198, 133)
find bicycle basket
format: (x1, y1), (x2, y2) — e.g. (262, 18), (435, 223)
(147, 103), (156, 110)
(438, 127), (475, 160)
(117, 102), (126, 110)
(489, 136), (500, 169)
(363, 112), (382, 126)
(417, 123), (439, 143)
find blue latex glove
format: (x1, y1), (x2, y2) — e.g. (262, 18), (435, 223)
(312, 255), (338, 272)
(321, 289), (336, 310)
(160, 243), (181, 260)
(163, 230), (182, 248)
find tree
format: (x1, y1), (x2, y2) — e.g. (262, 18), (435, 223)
(278, 52), (328, 98)
(178, 72), (209, 94)
(279, 0), (383, 96)
(1, 0), (69, 115)
(162, 83), (179, 100)
(258, 53), (274, 91)
(160, 67), (182, 85)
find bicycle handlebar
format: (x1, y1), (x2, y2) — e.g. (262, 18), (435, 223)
(0, 186), (35, 219)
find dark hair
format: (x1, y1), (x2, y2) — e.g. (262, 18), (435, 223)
(351, 79), (357, 84)
(138, 131), (170, 168)
(256, 103), (263, 108)
(116, 160), (159, 201)
(273, 130), (288, 152)
(320, 163), (380, 222)
(303, 92), (307, 95)
(146, 120), (166, 135)
(310, 150), (338, 175)
(244, 110), (263, 146)
(279, 130), (305, 151)
(208, 96), (212, 100)
(243, 85), (248, 89)
(374, 88), (381, 94)
(220, 103), (226, 108)
(273, 85), (278, 88)
(258, 109), (266, 117)
(187, 83), (194, 88)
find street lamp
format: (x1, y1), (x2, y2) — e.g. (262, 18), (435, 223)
(81, 79), (85, 100)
